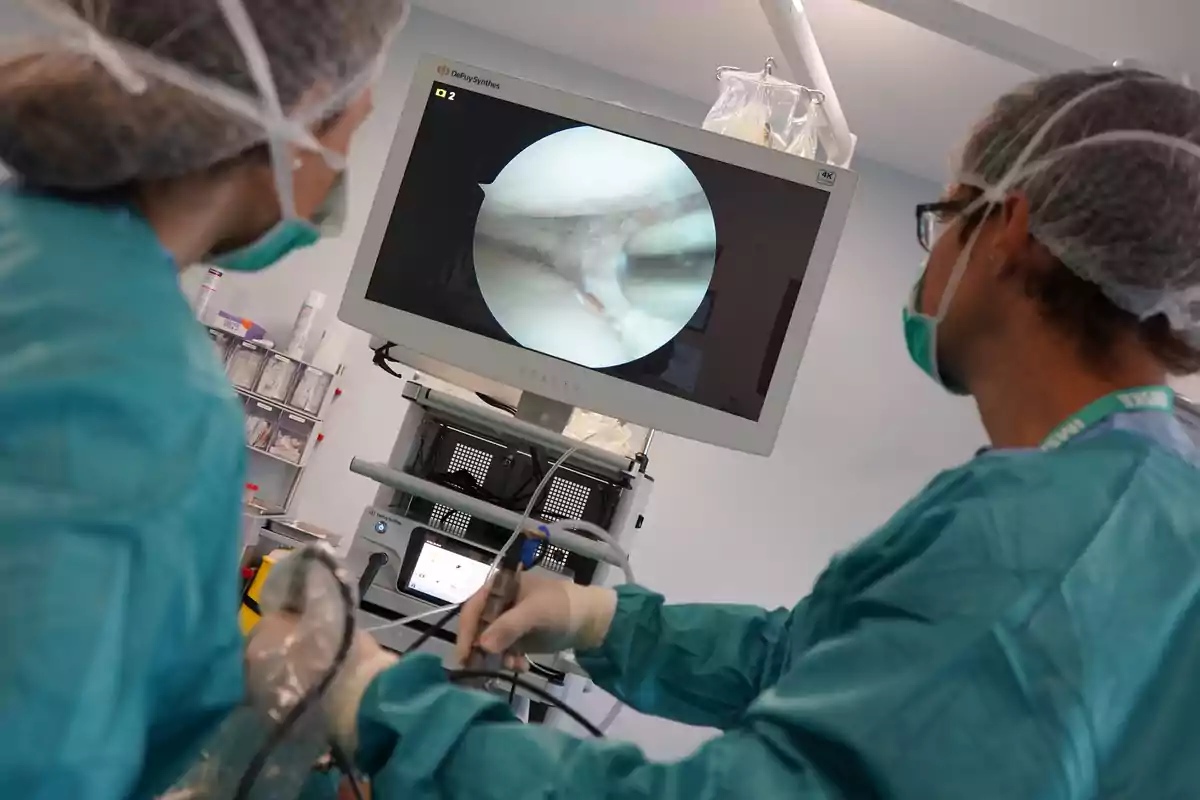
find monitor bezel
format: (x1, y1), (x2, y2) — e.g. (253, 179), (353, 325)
(339, 56), (858, 455)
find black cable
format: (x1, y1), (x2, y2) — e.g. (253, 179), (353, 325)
(476, 392), (517, 415)
(233, 548), (363, 800)
(447, 670), (604, 737)
(421, 442), (553, 554)
(403, 524), (531, 658)
(529, 445), (546, 485)
(432, 468), (524, 511)
(425, 443), (549, 518)
(507, 445), (546, 511)
(330, 742), (366, 800)
(422, 428), (446, 475)
(402, 604), (463, 656)
(396, 540), (597, 734)
(437, 506), (465, 532)
(408, 435), (428, 481)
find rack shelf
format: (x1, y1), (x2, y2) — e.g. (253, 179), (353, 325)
(235, 386), (322, 423)
(207, 324), (341, 514)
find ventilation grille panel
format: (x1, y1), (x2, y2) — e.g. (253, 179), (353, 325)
(536, 543), (570, 574)
(539, 476), (590, 522)
(429, 443), (492, 536)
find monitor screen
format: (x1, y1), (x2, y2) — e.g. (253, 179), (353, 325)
(406, 539), (492, 605)
(363, 82), (831, 424)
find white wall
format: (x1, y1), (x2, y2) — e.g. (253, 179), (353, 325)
(186, 7), (986, 759)
(1173, 374), (1200, 400)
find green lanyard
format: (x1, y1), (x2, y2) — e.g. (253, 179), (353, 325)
(1041, 385), (1175, 451)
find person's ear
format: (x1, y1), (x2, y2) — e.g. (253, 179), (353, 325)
(998, 194), (1027, 263)
(315, 89), (375, 157)
(992, 191), (1033, 280)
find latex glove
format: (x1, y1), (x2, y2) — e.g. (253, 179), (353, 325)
(454, 571), (618, 668)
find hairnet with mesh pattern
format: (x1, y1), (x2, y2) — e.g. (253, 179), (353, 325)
(956, 69), (1200, 341)
(0, 0), (408, 192)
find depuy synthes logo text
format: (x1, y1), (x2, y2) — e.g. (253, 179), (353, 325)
(440, 66), (500, 90)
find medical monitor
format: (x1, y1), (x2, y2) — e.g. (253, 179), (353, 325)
(340, 57), (857, 454)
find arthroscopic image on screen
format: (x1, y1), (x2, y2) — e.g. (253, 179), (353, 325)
(366, 82), (831, 421)
(476, 127), (717, 368)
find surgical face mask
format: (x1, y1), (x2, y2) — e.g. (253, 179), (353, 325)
(213, 171), (348, 273)
(313, 170), (348, 236)
(903, 265), (969, 395)
(902, 192), (994, 396)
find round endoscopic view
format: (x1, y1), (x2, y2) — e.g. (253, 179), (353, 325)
(473, 126), (718, 369)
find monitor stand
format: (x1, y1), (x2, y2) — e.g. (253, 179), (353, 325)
(515, 393), (574, 435)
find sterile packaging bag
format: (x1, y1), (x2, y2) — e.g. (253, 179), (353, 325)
(703, 63), (822, 159)
(164, 547), (356, 799)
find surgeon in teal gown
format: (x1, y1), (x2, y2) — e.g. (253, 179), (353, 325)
(0, 191), (248, 798)
(0, 1), (403, 796)
(292, 69), (1200, 798)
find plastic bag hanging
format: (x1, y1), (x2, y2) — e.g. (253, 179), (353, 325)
(702, 57), (823, 159)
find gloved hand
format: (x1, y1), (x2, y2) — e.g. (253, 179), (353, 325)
(454, 571), (618, 668)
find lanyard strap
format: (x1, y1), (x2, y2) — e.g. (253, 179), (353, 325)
(1041, 385), (1175, 451)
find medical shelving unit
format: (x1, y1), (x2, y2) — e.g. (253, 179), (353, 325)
(207, 326), (343, 514)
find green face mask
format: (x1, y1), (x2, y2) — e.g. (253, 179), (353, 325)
(903, 268), (969, 396)
(212, 219), (322, 273)
(212, 172), (347, 273)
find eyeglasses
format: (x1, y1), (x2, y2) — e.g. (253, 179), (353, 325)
(915, 199), (971, 252)
(912, 188), (988, 250)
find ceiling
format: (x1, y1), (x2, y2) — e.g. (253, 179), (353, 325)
(958, 0), (1200, 79)
(4, 1), (1191, 184)
(414, 0), (1196, 183)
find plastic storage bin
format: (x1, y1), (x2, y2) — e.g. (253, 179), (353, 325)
(244, 398), (279, 451)
(268, 412), (315, 464)
(256, 353), (299, 402)
(288, 366), (333, 415)
(227, 340), (268, 390)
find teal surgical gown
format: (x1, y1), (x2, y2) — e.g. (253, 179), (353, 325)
(0, 190), (246, 798)
(353, 414), (1200, 799)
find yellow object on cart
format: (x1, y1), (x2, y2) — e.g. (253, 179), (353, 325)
(239, 548), (291, 634)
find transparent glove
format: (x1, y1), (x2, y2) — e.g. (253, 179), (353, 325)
(454, 572), (618, 669)
(166, 547), (395, 799)
(245, 613), (397, 753)
(244, 548), (398, 753)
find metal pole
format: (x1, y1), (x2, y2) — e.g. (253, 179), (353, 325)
(348, 458), (625, 567)
(849, 0), (1100, 75)
(759, 0), (858, 167)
